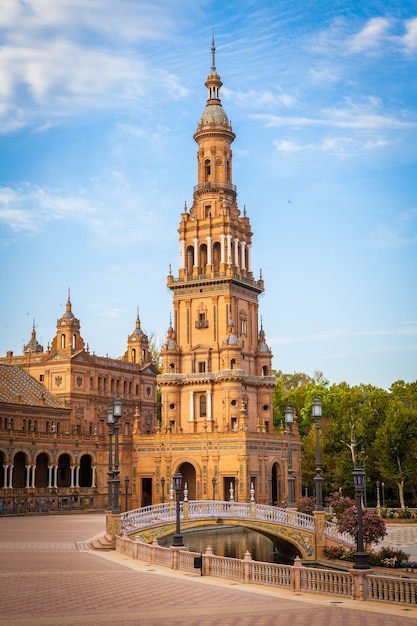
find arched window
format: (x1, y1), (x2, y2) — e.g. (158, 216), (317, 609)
(200, 243), (207, 273)
(61, 334), (65, 349)
(186, 246), (194, 274)
(204, 159), (211, 182)
(131, 348), (136, 362)
(262, 365), (268, 377)
(200, 394), (207, 417)
(72, 334), (76, 349)
(230, 358), (236, 369)
(213, 242), (221, 272)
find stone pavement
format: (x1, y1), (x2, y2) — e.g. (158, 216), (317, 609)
(1, 514), (417, 626)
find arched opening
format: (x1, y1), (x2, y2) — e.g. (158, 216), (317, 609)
(178, 462), (197, 500)
(213, 242), (221, 272)
(79, 454), (92, 487)
(186, 245), (194, 274)
(72, 333), (76, 349)
(262, 365), (269, 376)
(204, 158), (211, 182)
(199, 243), (207, 273)
(271, 462), (282, 506)
(61, 334), (65, 348)
(199, 394), (206, 418)
(12, 451), (27, 488)
(35, 453), (49, 488)
(57, 454), (71, 488)
(131, 348), (136, 362)
(230, 358), (236, 369)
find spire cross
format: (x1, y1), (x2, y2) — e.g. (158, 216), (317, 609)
(211, 34), (216, 71)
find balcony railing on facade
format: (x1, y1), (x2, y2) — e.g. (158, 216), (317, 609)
(193, 181), (237, 195)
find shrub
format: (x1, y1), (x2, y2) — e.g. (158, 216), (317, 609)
(296, 495), (316, 515)
(324, 545), (409, 568)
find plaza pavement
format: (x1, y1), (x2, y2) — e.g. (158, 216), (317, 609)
(1, 513), (417, 626)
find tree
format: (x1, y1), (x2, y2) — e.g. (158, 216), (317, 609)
(374, 399), (417, 509)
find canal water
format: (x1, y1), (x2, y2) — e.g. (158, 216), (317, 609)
(158, 525), (299, 564)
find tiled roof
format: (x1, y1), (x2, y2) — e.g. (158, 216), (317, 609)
(0, 364), (64, 408)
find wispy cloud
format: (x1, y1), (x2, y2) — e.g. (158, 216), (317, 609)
(370, 208), (417, 249)
(0, 0), (190, 131)
(0, 181), (164, 244)
(311, 16), (417, 58)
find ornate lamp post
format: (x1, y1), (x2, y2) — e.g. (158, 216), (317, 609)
(352, 462), (370, 570)
(284, 405), (296, 508)
(172, 471), (184, 547)
(106, 407), (114, 511)
(161, 477), (165, 504)
(106, 397), (122, 515)
(312, 395), (323, 511)
(124, 476), (130, 512)
(212, 476), (217, 500)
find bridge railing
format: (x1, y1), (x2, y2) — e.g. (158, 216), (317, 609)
(120, 500), (317, 536)
(116, 536), (417, 606)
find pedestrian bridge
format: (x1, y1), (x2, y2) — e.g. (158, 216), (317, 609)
(120, 500), (355, 561)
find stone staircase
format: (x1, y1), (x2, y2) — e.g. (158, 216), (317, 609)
(91, 533), (114, 550)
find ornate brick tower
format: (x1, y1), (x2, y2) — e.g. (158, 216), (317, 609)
(145, 40), (301, 506)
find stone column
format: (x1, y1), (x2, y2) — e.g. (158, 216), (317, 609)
(189, 391), (194, 422)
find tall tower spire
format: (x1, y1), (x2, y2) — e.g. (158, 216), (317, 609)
(161, 42), (273, 437)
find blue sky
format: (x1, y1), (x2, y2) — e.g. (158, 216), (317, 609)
(0, 0), (416, 390)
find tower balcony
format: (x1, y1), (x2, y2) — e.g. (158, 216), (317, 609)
(193, 181), (237, 196)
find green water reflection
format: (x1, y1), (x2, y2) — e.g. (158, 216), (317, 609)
(158, 525), (299, 564)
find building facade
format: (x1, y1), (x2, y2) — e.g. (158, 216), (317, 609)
(0, 296), (158, 513)
(131, 42), (301, 508)
(0, 44), (302, 515)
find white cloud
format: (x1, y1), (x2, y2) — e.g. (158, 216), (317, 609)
(348, 17), (392, 54)
(0, 0), (191, 131)
(402, 18), (417, 53)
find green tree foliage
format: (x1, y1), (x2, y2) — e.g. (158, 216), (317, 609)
(374, 399), (417, 509)
(273, 371), (417, 508)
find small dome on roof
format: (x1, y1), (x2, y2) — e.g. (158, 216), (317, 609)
(199, 104), (229, 127)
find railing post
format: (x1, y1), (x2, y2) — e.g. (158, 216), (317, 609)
(292, 556), (302, 592)
(105, 511), (121, 548)
(204, 546), (213, 576)
(243, 550), (252, 583)
(314, 510), (326, 560)
(351, 569), (370, 600)
(151, 539), (159, 564)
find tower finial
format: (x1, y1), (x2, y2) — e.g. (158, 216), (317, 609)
(211, 33), (216, 71)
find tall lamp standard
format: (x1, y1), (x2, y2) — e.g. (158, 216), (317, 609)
(106, 397), (122, 515)
(172, 471), (184, 547)
(312, 395), (324, 511)
(212, 476), (217, 500)
(124, 476), (130, 512)
(352, 461), (370, 570)
(161, 477), (165, 504)
(284, 405), (296, 508)
(106, 407), (114, 511)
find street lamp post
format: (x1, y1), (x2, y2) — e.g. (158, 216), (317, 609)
(172, 471), (184, 547)
(284, 405), (296, 508)
(124, 476), (130, 512)
(312, 395), (324, 511)
(106, 407), (114, 511)
(161, 477), (165, 504)
(106, 397), (122, 515)
(212, 476), (217, 500)
(352, 463), (370, 570)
